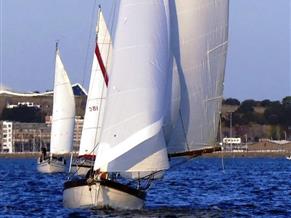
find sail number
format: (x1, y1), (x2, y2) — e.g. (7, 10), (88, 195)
(89, 106), (99, 112)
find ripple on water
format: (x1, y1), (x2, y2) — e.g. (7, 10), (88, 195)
(0, 158), (290, 217)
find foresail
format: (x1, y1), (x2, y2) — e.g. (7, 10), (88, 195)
(96, 0), (119, 45)
(166, 0), (229, 155)
(50, 49), (75, 154)
(94, 0), (170, 176)
(78, 10), (112, 156)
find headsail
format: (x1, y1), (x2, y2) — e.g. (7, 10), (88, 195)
(50, 45), (76, 154)
(78, 7), (113, 156)
(94, 0), (170, 176)
(165, 0), (229, 155)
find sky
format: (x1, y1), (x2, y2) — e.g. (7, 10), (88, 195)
(0, 0), (290, 101)
(224, 0), (290, 101)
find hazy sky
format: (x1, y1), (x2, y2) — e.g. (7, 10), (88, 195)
(0, 0), (290, 101)
(224, 0), (290, 101)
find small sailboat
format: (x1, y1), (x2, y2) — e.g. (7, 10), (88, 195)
(63, 0), (228, 210)
(37, 43), (76, 173)
(70, 6), (112, 176)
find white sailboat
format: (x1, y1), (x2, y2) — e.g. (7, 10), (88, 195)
(165, 0), (229, 156)
(37, 43), (76, 173)
(70, 5), (113, 176)
(63, 0), (229, 210)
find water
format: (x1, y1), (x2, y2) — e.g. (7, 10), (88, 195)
(0, 157), (290, 217)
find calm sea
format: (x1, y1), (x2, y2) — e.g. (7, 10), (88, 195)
(0, 157), (290, 217)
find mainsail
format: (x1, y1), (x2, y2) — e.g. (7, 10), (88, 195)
(165, 0), (229, 155)
(50, 46), (76, 154)
(93, 0), (170, 176)
(78, 8), (113, 156)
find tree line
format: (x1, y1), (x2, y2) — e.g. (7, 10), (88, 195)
(1, 97), (291, 127)
(0, 105), (46, 123)
(222, 97), (291, 127)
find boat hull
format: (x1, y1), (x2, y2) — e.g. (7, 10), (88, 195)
(63, 179), (145, 210)
(37, 158), (66, 173)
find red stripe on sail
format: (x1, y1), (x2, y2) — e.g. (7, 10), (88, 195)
(95, 43), (109, 87)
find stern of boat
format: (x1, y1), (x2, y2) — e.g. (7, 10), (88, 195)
(37, 158), (66, 173)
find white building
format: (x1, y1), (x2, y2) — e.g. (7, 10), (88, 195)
(6, 102), (41, 109)
(223, 137), (241, 144)
(2, 121), (13, 153)
(222, 137), (248, 151)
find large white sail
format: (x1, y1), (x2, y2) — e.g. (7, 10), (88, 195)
(78, 9), (112, 156)
(166, 0), (229, 154)
(50, 48), (76, 154)
(94, 0), (170, 175)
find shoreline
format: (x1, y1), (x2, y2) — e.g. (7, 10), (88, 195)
(0, 151), (290, 159)
(0, 152), (78, 158)
(205, 151), (290, 158)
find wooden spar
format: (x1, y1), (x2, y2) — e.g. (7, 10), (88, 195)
(168, 146), (222, 158)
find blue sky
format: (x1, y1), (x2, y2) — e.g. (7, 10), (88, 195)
(224, 0), (290, 101)
(0, 0), (290, 100)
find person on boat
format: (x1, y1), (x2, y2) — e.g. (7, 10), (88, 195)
(95, 169), (108, 180)
(86, 168), (108, 181)
(40, 146), (47, 162)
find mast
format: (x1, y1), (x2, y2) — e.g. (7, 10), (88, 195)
(93, 0), (170, 178)
(50, 42), (76, 155)
(165, 0), (229, 157)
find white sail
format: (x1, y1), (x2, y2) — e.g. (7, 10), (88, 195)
(94, 0), (170, 175)
(166, 0), (229, 154)
(95, 0), (120, 47)
(78, 9), (112, 156)
(50, 48), (76, 154)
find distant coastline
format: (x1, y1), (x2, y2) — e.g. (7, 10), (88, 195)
(0, 151), (290, 159)
(206, 151), (290, 158)
(0, 152), (77, 159)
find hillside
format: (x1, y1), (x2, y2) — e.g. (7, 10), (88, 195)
(221, 97), (291, 141)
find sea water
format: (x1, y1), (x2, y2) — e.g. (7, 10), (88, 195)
(0, 157), (290, 217)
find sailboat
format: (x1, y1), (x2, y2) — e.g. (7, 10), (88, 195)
(37, 43), (76, 173)
(164, 0), (229, 157)
(70, 6), (112, 176)
(63, 0), (229, 209)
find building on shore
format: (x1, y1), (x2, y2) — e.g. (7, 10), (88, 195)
(222, 137), (248, 151)
(0, 84), (87, 153)
(0, 121), (50, 153)
(0, 83), (87, 120)
(1, 121), (13, 152)
(0, 116), (84, 153)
